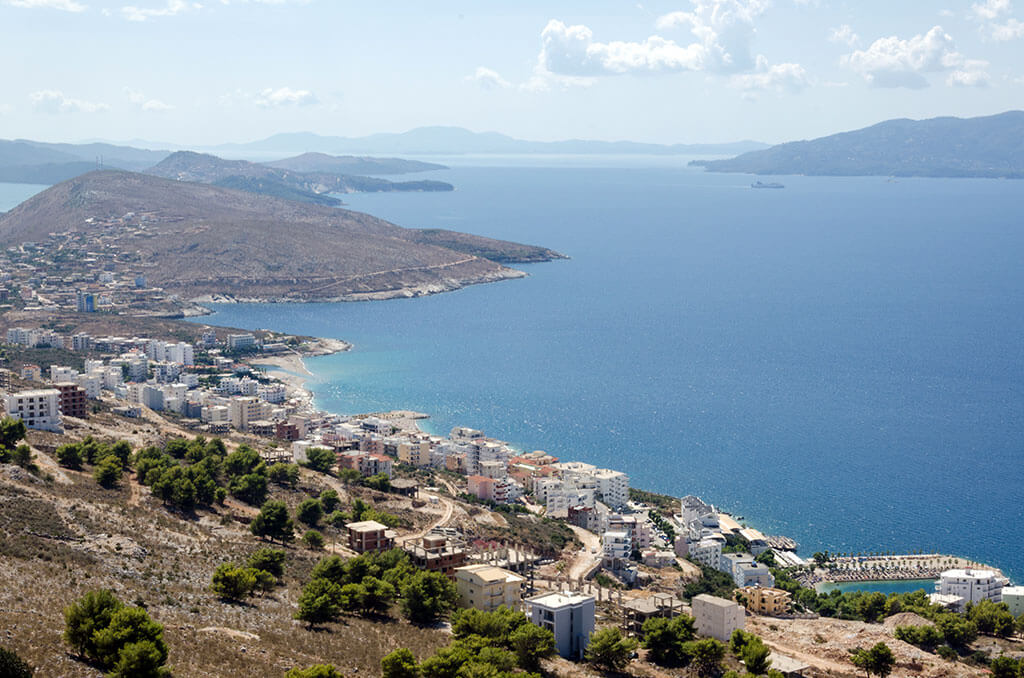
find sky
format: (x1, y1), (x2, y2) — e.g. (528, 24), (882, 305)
(2, 0), (1023, 146)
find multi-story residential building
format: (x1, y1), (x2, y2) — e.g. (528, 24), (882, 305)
(54, 383), (87, 419)
(692, 594), (745, 642)
(257, 383), (287, 404)
(71, 332), (93, 351)
(602, 531), (632, 561)
(397, 440), (432, 467)
(3, 389), (62, 432)
(454, 565), (525, 612)
(50, 365), (78, 383)
(228, 396), (263, 432)
(73, 374), (102, 400)
(736, 586), (792, 616)
(593, 468), (630, 509)
(346, 520), (395, 553)
(680, 536), (724, 570)
(606, 514), (653, 550)
(226, 333), (257, 351)
(19, 364), (42, 382)
(525, 592), (596, 660)
(936, 569), (1005, 612)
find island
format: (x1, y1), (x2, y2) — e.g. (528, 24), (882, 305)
(691, 110), (1024, 179)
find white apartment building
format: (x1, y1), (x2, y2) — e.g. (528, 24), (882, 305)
(684, 537), (724, 570)
(50, 365), (78, 383)
(602, 531), (631, 560)
(226, 333), (256, 351)
(526, 592), (596, 660)
(554, 461), (630, 509)
(74, 374), (102, 400)
(692, 594), (745, 642)
(257, 383), (287, 404)
(936, 569), (1005, 612)
(3, 389), (63, 432)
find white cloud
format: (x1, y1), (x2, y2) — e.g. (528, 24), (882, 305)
(535, 1), (767, 78)
(538, 19), (705, 76)
(125, 88), (173, 111)
(30, 90), (108, 114)
(3, 0), (85, 10)
(466, 67), (512, 90)
(843, 26), (964, 88)
(991, 17), (1024, 39)
(829, 24), (859, 47)
(253, 86), (317, 107)
(971, 0), (1011, 20)
(731, 54), (811, 93)
(947, 59), (992, 86)
(655, 0), (767, 73)
(121, 0), (198, 21)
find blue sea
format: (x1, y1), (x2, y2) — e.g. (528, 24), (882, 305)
(4, 160), (1021, 582)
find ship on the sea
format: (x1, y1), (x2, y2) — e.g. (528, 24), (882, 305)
(752, 180), (785, 189)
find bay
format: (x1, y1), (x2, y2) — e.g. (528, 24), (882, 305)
(4, 164), (1019, 583)
(200, 162), (1024, 583)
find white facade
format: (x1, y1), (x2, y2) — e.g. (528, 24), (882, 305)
(687, 537), (724, 570)
(526, 592), (596, 660)
(692, 594), (745, 642)
(74, 374), (103, 399)
(50, 365), (78, 383)
(602, 531), (631, 560)
(937, 569), (1004, 612)
(3, 389), (62, 432)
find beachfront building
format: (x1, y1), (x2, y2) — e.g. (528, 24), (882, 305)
(553, 461), (629, 509)
(736, 586), (792, 616)
(936, 569), (1004, 612)
(525, 592), (596, 660)
(692, 594), (745, 642)
(454, 564), (525, 612)
(3, 389), (63, 432)
(226, 333), (257, 351)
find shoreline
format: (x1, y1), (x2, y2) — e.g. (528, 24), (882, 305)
(235, 329), (1016, 585)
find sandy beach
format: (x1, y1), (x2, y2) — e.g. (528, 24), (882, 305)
(250, 337), (351, 411)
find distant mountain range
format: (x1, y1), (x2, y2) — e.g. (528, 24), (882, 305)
(691, 111), (1024, 178)
(209, 127), (769, 156)
(0, 170), (563, 302)
(0, 140), (451, 187)
(146, 151), (453, 206)
(265, 152), (446, 175)
(0, 139), (168, 184)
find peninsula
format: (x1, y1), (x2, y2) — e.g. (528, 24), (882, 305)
(0, 170), (563, 308)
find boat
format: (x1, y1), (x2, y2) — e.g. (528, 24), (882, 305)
(751, 180), (784, 189)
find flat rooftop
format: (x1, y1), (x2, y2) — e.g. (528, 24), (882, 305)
(527, 591), (594, 608)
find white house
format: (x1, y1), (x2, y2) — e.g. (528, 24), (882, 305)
(692, 594), (745, 642)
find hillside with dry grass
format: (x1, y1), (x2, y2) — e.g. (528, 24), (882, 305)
(0, 170), (562, 302)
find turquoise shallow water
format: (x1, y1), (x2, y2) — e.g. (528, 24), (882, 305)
(6, 160), (1021, 583)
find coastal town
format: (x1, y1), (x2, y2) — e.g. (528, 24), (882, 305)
(2, 301), (1023, 677)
